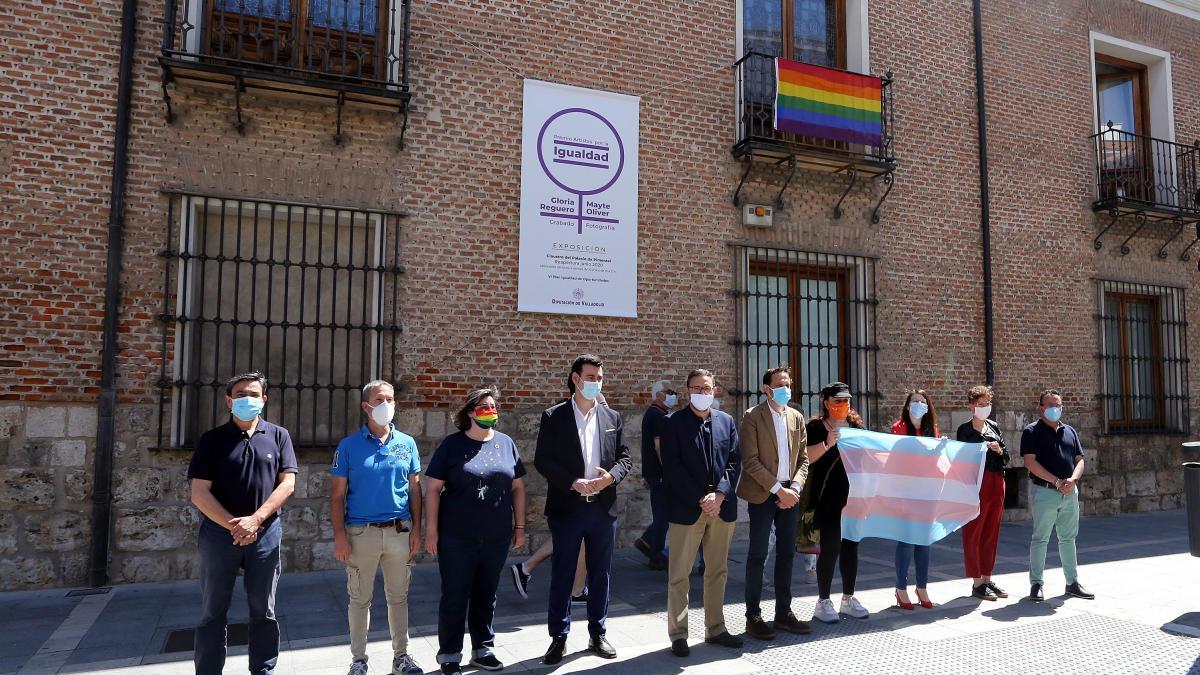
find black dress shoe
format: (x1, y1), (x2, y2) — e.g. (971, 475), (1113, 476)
(670, 638), (690, 657)
(588, 636), (617, 659)
(985, 581), (1009, 599)
(1065, 582), (1095, 599)
(972, 584), (998, 601)
(634, 538), (654, 560)
(1029, 583), (1044, 603)
(704, 631), (744, 648)
(773, 612), (812, 635)
(745, 615), (776, 640)
(542, 637), (568, 665)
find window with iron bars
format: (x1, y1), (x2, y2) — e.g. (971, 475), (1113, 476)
(158, 193), (403, 449)
(1095, 280), (1189, 435)
(731, 245), (879, 426)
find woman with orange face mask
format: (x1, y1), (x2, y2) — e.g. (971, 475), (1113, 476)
(803, 382), (869, 624)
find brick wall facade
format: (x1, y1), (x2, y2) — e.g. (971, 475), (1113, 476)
(1, 0), (1197, 588)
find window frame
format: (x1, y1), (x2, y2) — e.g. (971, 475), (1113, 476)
(159, 193), (402, 450)
(735, 245), (878, 425)
(1095, 280), (1190, 436)
(201, 0), (393, 80)
(1102, 291), (1165, 431)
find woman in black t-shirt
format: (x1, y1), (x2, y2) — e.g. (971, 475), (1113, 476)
(425, 387), (527, 675)
(803, 382), (869, 624)
(956, 385), (1010, 602)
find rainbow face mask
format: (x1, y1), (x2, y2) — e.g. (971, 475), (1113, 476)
(473, 404), (499, 429)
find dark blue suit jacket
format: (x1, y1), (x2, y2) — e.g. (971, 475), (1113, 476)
(533, 398), (632, 518)
(660, 407), (740, 524)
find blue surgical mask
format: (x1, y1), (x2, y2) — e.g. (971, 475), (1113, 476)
(771, 386), (791, 407)
(909, 401), (929, 420)
(1044, 406), (1063, 422)
(231, 396), (264, 422)
(664, 393), (678, 407)
(580, 380), (602, 401)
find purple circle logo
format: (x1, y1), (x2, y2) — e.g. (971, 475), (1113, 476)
(537, 108), (625, 196)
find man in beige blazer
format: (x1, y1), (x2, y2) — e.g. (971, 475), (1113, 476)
(736, 365), (811, 640)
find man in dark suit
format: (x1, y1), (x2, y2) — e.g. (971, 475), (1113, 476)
(533, 354), (632, 665)
(660, 368), (743, 657)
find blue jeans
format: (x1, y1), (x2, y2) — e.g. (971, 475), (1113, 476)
(638, 484), (669, 554)
(195, 518), (282, 675)
(895, 542), (930, 589)
(744, 498), (799, 618)
(436, 534), (511, 665)
(547, 501), (616, 639)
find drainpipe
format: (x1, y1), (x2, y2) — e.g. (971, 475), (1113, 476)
(89, 0), (139, 587)
(971, 0), (996, 388)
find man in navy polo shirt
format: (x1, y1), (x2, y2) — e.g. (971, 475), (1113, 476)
(1021, 388), (1094, 602)
(331, 380), (424, 675)
(188, 371), (299, 675)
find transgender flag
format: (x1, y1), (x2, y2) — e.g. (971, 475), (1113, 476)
(837, 429), (987, 546)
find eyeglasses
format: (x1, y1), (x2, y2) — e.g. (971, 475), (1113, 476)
(688, 387), (715, 395)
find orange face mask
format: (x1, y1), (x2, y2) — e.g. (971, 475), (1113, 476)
(826, 400), (851, 419)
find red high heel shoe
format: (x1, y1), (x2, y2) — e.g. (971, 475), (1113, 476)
(916, 590), (935, 609)
(894, 590), (915, 610)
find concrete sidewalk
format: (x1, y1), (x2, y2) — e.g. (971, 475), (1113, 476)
(3, 510), (1198, 675)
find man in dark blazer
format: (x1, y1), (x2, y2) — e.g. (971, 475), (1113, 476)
(533, 354), (632, 665)
(660, 368), (743, 657)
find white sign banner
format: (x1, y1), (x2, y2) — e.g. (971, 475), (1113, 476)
(518, 79), (640, 318)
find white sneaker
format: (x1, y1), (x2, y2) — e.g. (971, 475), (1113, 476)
(839, 595), (869, 619)
(813, 598), (839, 623)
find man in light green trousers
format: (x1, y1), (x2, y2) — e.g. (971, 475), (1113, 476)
(1019, 389), (1095, 603)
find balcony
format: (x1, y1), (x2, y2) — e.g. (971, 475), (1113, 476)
(158, 0), (411, 142)
(731, 52), (897, 221)
(1091, 125), (1200, 257)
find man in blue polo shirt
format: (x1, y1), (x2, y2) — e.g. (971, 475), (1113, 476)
(188, 371), (299, 675)
(331, 380), (424, 675)
(1021, 389), (1094, 602)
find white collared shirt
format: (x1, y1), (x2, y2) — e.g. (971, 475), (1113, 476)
(770, 405), (791, 488)
(571, 396), (601, 479)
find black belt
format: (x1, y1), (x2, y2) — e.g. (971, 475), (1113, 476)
(580, 495), (597, 503)
(1030, 477), (1059, 489)
(367, 519), (410, 531)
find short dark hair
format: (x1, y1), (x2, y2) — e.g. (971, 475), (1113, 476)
(967, 385), (993, 404)
(225, 371), (268, 397)
(1038, 388), (1061, 406)
(455, 386), (501, 432)
(686, 369), (714, 387)
(762, 365), (791, 387)
(567, 354), (604, 393)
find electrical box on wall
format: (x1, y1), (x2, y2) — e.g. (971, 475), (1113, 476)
(743, 204), (774, 228)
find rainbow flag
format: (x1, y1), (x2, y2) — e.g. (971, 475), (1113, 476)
(774, 58), (883, 146)
(836, 429), (987, 546)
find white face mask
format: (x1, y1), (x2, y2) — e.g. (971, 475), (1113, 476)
(368, 400), (395, 426)
(973, 404), (992, 420)
(690, 393), (714, 411)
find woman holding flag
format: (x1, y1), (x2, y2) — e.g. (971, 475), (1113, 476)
(889, 390), (941, 610)
(805, 382), (869, 624)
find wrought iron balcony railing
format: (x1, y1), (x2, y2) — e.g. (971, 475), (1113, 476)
(1092, 124), (1200, 218)
(733, 51), (896, 174)
(159, 0), (411, 123)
